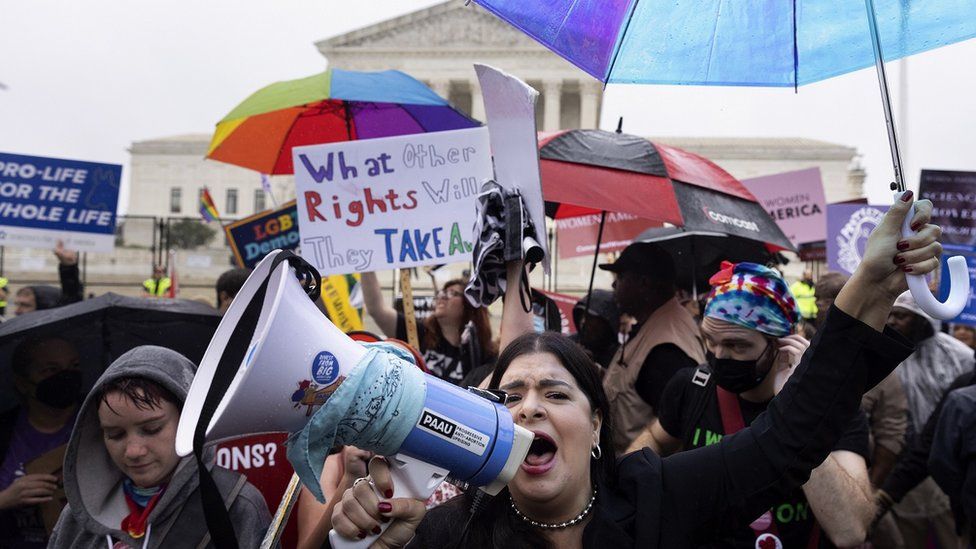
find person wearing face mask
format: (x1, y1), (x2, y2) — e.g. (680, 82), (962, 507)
(630, 262), (876, 548)
(47, 345), (270, 548)
(328, 193), (937, 549)
(0, 336), (83, 548)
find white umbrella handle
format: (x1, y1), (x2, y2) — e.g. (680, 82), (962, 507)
(895, 193), (970, 320)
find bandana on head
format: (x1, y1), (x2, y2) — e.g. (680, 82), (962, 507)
(704, 261), (799, 337)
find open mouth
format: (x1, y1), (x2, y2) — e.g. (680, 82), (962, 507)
(522, 431), (557, 474)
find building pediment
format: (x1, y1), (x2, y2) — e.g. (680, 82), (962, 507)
(316, 1), (545, 52)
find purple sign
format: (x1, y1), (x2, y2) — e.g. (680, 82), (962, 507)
(919, 169), (976, 250)
(742, 168), (827, 247)
(827, 204), (890, 275)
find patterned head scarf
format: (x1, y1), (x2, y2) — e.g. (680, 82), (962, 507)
(703, 261), (800, 337)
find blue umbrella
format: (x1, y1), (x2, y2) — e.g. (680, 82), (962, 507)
(474, 0), (972, 319)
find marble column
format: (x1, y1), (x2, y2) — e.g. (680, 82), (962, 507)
(470, 81), (485, 122)
(430, 80), (451, 101)
(579, 80), (602, 129)
(542, 80), (563, 131)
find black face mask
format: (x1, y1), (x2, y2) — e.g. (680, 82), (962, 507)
(34, 369), (83, 409)
(707, 343), (776, 394)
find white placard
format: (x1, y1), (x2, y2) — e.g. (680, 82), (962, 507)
(292, 127), (493, 275)
(474, 64), (550, 273)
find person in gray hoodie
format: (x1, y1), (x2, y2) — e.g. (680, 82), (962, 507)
(47, 345), (270, 548)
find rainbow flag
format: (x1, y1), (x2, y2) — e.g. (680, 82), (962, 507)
(199, 188), (220, 222)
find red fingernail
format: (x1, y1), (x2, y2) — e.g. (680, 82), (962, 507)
(378, 502), (393, 513)
(384, 489), (394, 499)
(896, 240), (909, 251)
(911, 222), (922, 232)
(902, 266), (913, 273)
(894, 256), (905, 265)
(901, 190), (913, 202)
(372, 526), (382, 535)
(357, 531), (366, 540)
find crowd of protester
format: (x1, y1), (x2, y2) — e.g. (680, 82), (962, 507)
(2, 196), (976, 548)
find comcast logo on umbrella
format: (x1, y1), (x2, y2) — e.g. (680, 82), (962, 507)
(702, 206), (760, 232)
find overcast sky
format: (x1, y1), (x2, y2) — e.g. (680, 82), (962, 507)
(2, 0), (974, 208)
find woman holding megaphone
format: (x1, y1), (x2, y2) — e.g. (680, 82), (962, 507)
(331, 193), (942, 548)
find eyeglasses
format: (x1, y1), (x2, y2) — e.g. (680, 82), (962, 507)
(435, 289), (463, 300)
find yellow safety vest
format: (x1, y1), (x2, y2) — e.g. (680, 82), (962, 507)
(790, 280), (817, 320)
(0, 276), (7, 308)
(143, 277), (172, 297)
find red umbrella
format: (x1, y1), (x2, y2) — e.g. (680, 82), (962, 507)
(540, 127), (793, 252)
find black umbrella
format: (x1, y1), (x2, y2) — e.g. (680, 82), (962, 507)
(634, 226), (780, 295)
(0, 293), (220, 405)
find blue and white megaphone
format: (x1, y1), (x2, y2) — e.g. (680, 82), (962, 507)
(175, 250), (533, 549)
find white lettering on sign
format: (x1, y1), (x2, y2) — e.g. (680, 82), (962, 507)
(216, 442), (280, 470)
(416, 408), (489, 456)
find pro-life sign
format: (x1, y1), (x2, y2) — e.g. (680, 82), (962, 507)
(0, 152), (121, 252)
(292, 127), (493, 275)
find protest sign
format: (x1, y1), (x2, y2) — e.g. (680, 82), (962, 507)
(475, 64), (550, 272)
(827, 204), (889, 275)
(741, 167), (827, 247)
(919, 169), (976, 250)
(0, 152), (121, 252)
(292, 127), (493, 275)
(937, 250), (976, 326)
(555, 212), (656, 259)
(225, 200), (299, 269)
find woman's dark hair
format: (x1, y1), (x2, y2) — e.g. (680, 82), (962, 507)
(96, 377), (180, 415)
(424, 279), (497, 359)
(441, 331), (615, 548)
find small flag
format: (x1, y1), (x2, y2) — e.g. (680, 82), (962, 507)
(260, 174), (273, 195)
(199, 187), (220, 222)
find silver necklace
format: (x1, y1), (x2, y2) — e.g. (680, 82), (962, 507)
(510, 488), (597, 529)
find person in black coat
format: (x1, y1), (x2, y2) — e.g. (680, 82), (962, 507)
(330, 193), (940, 548)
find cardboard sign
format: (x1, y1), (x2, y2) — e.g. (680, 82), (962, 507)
(475, 64), (551, 272)
(0, 152), (121, 252)
(24, 443), (68, 534)
(225, 200), (299, 269)
(827, 204), (890, 275)
(292, 127), (493, 275)
(555, 212), (656, 259)
(937, 250), (976, 326)
(919, 169), (976, 250)
(741, 168), (827, 247)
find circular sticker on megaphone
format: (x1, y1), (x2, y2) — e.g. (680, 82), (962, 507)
(312, 351), (340, 385)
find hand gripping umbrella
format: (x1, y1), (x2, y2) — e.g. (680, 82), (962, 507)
(472, 0), (972, 319)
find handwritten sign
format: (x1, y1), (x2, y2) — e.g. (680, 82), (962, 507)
(225, 200), (299, 269)
(292, 127), (493, 275)
(0, 152), (121, 252)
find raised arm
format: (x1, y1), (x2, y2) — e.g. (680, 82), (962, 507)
(657, 193), (939, 543)
(498, 260), (534, 353)
(360, 271), (398, 337)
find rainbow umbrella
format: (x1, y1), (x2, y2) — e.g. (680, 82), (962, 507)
(207, 69), (479, 174)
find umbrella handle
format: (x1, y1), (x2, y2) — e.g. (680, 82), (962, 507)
(896, 193), (970, 320)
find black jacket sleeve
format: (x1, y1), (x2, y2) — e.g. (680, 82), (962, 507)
(882, 370), (976, 502)
(656, 306), (913, 546)
(929, 385), (976, 536)
(58, 264), (83, 306)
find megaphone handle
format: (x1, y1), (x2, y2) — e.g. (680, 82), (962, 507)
(895, 192), (971, 320)
(328, 454), (449, 549)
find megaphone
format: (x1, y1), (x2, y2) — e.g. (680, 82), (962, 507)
(175, 250), (533, 549)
